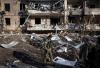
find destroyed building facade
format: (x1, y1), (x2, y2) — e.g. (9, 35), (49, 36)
(0, 0), (20, 31)
(0, 0), (100, 33)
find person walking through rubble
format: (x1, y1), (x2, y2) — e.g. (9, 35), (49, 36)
(42, 34), (53, 64)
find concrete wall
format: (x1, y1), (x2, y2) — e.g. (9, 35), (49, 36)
(28, 18), (51, 30)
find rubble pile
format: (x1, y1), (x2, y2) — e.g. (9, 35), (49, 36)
(0, 34), (44, 68)
(0, 33), (99, 68)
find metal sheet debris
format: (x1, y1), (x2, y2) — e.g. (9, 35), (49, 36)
(53, 56), (77, 67)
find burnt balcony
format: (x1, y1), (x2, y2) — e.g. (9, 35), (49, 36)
(89, 8), (100, 15)
(71, 8), (100, 15)
(67, 23), (100, 31)
(28, 10), (63, 16)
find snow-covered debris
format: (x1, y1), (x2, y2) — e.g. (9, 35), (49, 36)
(31, 33), (42, 40)
(58, 40), (66, 45)
(65, 36), (72, 41)
(57, 46), (68, 53)
(1, 41), (19, 48)
(13, 60), (20, 64)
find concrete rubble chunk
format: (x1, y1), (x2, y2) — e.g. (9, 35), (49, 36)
(58, 40), (66, 45)
(21, 37), (27, 42)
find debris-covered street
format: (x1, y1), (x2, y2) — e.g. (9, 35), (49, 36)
(0, 32), (99, 68)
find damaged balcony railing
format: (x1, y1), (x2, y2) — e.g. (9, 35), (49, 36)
(27, 24), (65, 31)
(89, 8), (100, 15)
(69, 8), (100, 15)
(28, 8), (100, 15)
(27, 23), (100, 31)
(28, 10), (62, 14)
(67, 23), (100, 31)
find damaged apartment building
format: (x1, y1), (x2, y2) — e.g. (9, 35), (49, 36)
(0, 0), (100, 33)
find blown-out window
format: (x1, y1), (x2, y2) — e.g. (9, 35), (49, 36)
(5, 18), (11, 25)
(5, 3), (10, 11)
(35, 18), (41, 24)
(20, 4), (25, 11)
(20, 18), (25, 25)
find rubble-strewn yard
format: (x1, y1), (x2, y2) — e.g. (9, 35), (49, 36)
(0, 34), (99, 68)
(0, 34), (45, 68)
(0, 34), (69, 68)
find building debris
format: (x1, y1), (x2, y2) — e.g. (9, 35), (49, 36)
(1, 41), (19, 48)
(51, 35), (60, 41)
(57, 46), (68, 53)
(0, 33), (99, 68)
(64, 36), (72, 41)
(53, 56), (77, 67)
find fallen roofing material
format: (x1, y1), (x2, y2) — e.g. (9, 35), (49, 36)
(53, 56), (77, 67)
(1, 41), (19, 48)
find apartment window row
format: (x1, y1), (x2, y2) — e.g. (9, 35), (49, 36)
(5, 18), (60, 26)
(5, 18), (25, 26)
(4, 3), (25, 12)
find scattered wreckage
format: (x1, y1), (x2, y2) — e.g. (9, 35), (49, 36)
(0, 33), (99, 68)
(30, 33), (99, 68)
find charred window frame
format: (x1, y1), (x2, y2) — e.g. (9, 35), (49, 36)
(35, 3), (38, 9)
(20, 18), (25, 25)
(5, 18), (11, 25)
(50, 18), (60, 25)
(5, 3), (10, 12)
(89, 4), (95, 8)
(35, 18), (41, 24)
(20, 3), (25, 11)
